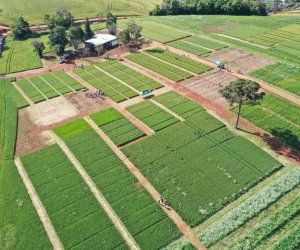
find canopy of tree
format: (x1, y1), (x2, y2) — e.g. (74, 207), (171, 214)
(150, 0), (268, 16)
(11, 17), (32, 40)
(44, 6), (74, 29)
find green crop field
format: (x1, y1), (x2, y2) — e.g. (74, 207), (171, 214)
(126, 52), (193, 81)
(53, 118), (181, 249)
(235, 93), (300, 151)
(126, 100), (180, 131)
(144, 48), (211, 74)
(123, 91), (282, 227)
(0, 0), (160, 25)
(0, 78), (52, 250)
(15, 70), (84, 103)
(250, 62), (300, 96)
(96, 61), (163, 91)
(74, 66), (138, 102)
(91, 108), (145, 146)
(0, 37), (47, 75)
(21, 144), (128, 249)
(199, 168), (300, 248)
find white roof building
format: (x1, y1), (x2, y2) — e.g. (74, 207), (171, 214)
(85, 34), (118, 47)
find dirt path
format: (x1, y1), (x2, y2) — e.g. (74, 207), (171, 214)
(14, 157), (64, 250)
(150, 99), (185, 121)
(67, 70), (155, 136)
(12, 82), (34, 105)
(49, 131), (139, 250)
(216, 34), (269, 49)
(85, 117), (207, 250)
(119, 86), (171, 108)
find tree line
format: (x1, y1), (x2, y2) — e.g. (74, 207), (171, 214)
(150, 0), (268, 16)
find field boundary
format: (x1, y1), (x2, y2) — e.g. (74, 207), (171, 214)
(84, 116), (207, 250)
(49, 131), (140, 250)
(216, 34), (269, 49)
(12, 81), (34, 105)
(14, 157), (64, 250)
(150, 99), (185, 121)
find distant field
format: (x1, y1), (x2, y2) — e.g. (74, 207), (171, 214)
(139, 15), (300, 66)
(0, 0), (161, 25)
(0, 36), (49, 75)
(250, 62), (300, 96)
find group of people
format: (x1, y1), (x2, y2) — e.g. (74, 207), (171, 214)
(158, 196), (171, 209)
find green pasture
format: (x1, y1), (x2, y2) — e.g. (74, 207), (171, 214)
(0, 0), (160, 25)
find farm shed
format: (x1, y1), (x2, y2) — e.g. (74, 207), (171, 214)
(85, 34), (119, 49)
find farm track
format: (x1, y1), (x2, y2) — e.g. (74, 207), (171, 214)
(216, 34), (270, 49)
(14, 157), (64, 250)
(49, 131), (140, 250)
(84, 117), (207, 250)
(12, 82), (34, 105)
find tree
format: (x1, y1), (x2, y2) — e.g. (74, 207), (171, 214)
(106, 12), (117, 35)
(48, 26), (68, 55)
(219, 79), (264, 129)
(31, 40), (45, 58)
(11, 17), (32, 40)
(84, 18), (94, 40)
(127, 21), (143, 47)
(68, 26), (85, 49)
(44, 6), (74, 30)
(118, 29), (130, 47)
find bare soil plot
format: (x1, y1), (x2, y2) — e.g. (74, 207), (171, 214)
(206, 48), (275, 74)
(181, 70), (238, 108)
(65, 91), (109, 116)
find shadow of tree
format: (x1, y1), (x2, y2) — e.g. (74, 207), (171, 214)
(238, 127), (300, 162)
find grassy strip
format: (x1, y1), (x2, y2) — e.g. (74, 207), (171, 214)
(169, 40), (211, 56)
(53, 119), (91, 140)
(16, 79), (46, 103)
(272, 223), (300, 250)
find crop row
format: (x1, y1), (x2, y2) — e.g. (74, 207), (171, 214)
(227, 195), (300, 249)
(16, 71), (84, 103)
(90, 108), (145, 146)
(0, 78), (52, 249)
(145, 48), (211, 74)
(272, 222), (300, 250)
(51, 70), (85, 91)
(126, 100), (179, 131)
(96, 61), (163, 91)
(123, 100), (281, 227)
(54, 120), (181, 249)
(198, 168), (300, 247)
(16, 79), (46, 103)
(21, 144), (127, 249)
(126, 52), (192, 82)
(153, 90), (204, 118)
(184, 36), (227, 50)
(250, 62), (300, 96)
(168, 40), (211, 56)
(237, 100), (300, 151)
(74, 66), (137, 102)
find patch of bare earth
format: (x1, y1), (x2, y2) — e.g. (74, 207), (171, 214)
(180, 70), (238, 108)
(206, 48), (275, 74)
(65, 91), (110, 115)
